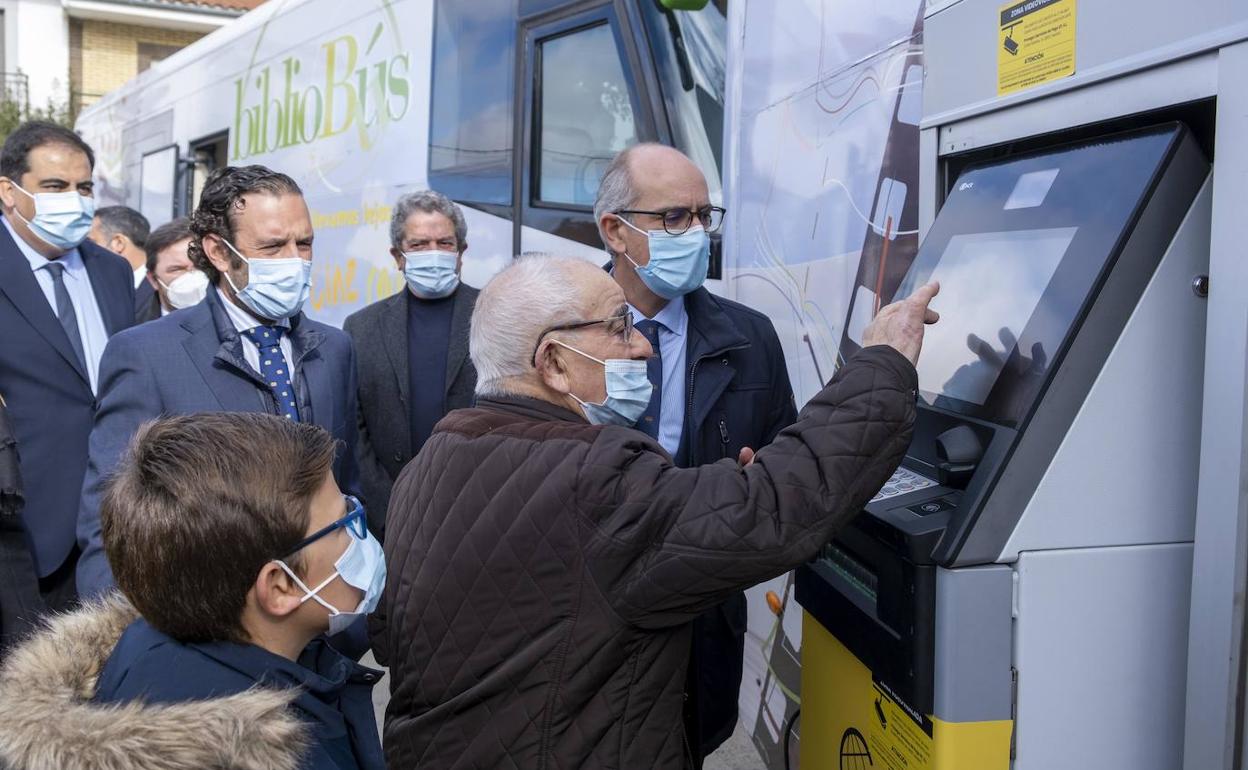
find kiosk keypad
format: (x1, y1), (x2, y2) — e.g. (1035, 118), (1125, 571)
(871, 467), (937, 502)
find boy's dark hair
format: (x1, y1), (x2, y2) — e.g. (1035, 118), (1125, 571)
(94, 205), (150, 250)
(102, 412), (337, 643)
(144, 217), (193, 274)
(188, 165), (302, 283)
(0, 121), (95, 181)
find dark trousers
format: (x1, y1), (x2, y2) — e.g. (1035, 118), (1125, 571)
(0, 515), (45, 656)
(37, 546), (80, 614)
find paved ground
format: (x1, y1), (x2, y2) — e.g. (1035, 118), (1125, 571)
(366, 652), (767, 768)
(705, 724), (767, 769)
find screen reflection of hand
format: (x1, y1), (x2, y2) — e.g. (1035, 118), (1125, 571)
(942, 327), (1049, 406)
(969, 328), (1048, 379)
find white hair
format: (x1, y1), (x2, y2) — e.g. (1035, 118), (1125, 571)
(470, 254), (597, 397)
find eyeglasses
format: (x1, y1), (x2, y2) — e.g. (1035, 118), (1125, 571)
(283, 495), (368, 557)
(614, 205), (726, 235)
(530, 312), (634, 367)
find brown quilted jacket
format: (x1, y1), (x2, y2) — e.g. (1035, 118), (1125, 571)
(375, 345), (917, 769)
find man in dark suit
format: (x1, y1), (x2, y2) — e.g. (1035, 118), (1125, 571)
(344, 190), (477, 538)
(76, 165), (360, 597)
(88, 205), (149, 290)
(0, 121), (135, 611)
(134, 217), (204, 323)
(595, 144), (799, 766)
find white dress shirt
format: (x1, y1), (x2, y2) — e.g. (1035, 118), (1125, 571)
(217, 291), (296, 384)
(4, 217), (110, 393)
(132, 266), (146, 288)
(629, 296), (689, 457)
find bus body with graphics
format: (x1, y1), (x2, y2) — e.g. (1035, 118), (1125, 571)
(75, 0), (728, 326)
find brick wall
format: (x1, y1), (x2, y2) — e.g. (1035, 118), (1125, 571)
(71, 20), (204, 114)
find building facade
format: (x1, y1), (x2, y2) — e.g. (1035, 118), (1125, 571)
(0, 0), (263, 119)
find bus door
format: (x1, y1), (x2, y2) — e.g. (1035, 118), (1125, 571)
(515, 1), (662, 256)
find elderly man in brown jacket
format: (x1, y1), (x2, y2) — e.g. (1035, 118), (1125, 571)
(375, 254), (939, 769)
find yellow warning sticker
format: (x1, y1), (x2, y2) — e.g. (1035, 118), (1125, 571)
(998, 0), (1076, 96)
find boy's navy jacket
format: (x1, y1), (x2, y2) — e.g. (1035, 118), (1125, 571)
(0, 596), (381, 770)
(94, 617), (385, 770)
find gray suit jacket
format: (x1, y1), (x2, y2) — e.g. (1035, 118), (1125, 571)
(344, 285), (477, 537)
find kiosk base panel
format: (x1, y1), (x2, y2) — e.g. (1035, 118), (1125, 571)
(800, 612), (1012, 770)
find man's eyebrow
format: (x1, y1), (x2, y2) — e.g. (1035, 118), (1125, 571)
(611, 303), (628, 317)
(38, 178), (70, 187)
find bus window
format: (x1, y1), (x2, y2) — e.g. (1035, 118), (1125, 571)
(139, 144), (178, 228)
(190, 131), (227, 213)
(428, 0), (517, 208)
(642, 1), (727, 200)
(536, 22), (639, 207)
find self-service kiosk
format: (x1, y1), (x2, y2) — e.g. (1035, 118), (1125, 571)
(797, 123), (1210, 769)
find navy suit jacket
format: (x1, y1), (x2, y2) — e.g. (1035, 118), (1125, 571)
(0, 222), (134, 577)
(76, 285), (360, 596)
(134, 279), (161, 324)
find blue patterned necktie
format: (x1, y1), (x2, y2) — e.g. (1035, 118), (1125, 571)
(635, 319), (662, 439)
(241, 326), (299, 421)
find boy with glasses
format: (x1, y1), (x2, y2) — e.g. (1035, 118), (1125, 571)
(0, 412), (385, 770)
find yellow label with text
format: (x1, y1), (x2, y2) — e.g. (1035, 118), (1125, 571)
(998, 0), (1076, 96)
(800, 612), (1012, 769)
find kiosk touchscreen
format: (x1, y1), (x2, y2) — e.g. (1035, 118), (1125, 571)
(797, 123), (1209, 769)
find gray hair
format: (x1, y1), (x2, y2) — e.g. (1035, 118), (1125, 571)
(390, 189), (467, 251)
(470, 254), (597, 397)
(95, 205), (150, 248)
(592, 145), (647, 257)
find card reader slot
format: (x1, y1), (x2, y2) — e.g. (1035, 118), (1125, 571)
(797, 526), (937, 714)
(821, 542), (879, 605)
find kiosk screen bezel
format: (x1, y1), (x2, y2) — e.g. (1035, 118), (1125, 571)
(893, 124), (1186, 428)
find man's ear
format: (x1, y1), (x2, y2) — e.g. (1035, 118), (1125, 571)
(110, 234), (130, 256)
(390, 246), (405, 270)
(0, 177), (19, 210)
(252, 561), (304, 619)
(202, 234), (235, 277)
(536, 341), (572, 394)
(145, 272), (160, 292)
(600, 213), (629, 256)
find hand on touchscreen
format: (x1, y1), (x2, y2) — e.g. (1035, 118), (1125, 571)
(861, 282), (941, 367)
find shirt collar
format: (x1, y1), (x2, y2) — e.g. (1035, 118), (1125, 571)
(217, 287), (291, 334)
(629, 295), (688, 337)
(2, 215), (83, 277)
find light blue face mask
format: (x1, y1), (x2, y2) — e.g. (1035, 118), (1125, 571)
(12, 183), (95, 251)
(402, 249), (460, 299)
(220, 237), (312, 321)
(617, 215), (710, 300)
(275, 529), (387, 637)
(552, 340), (653, 427)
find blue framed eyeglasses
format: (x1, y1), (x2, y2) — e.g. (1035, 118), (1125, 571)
(283, 495), (368, 557)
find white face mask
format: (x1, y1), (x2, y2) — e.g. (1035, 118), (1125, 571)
(551, 340), (653, 427)
(157, 269), (209, 310)
(219, 237), (312, 321)
(10, 183), (95, 251)
(274, 529), (387, 636)
(402, 249), (460, 299)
